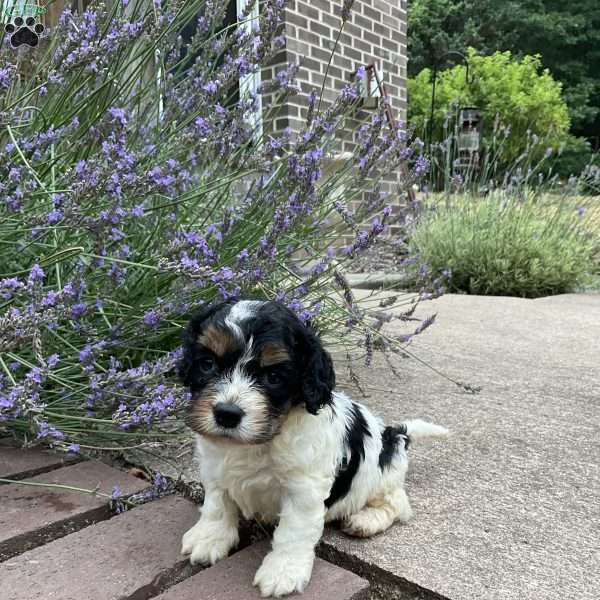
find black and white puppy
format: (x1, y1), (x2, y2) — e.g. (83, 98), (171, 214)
(178, 300), (447, 597)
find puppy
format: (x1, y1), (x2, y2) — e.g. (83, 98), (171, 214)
(178, 300), (447, 597)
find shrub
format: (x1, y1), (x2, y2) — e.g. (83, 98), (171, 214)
(0, 1), (434, 450)
(408, 50), (571, 164)
(409, 193), (597, 297)
(551, 136), (600, 180)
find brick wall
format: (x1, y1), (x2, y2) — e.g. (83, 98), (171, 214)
(261, 0), (409, 237)
(274, 0), (407, 131)
(42, 1), (408, 143)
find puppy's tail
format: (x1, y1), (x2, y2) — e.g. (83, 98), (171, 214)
(403, 419), (449, 442)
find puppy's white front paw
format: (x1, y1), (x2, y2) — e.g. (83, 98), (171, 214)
(253, 550), (314, 597)
(181, 520), (239, 566)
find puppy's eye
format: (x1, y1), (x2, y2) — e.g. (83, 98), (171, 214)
(263, 371), (283, 386)
(198, 357), (216, 373)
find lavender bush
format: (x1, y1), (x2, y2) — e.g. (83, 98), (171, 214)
(410, 191), (598, 297)
(408, 115), (600, 297)
(0, 1), (434, 451)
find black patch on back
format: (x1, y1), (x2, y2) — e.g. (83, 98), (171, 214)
(378, 424), (410, 470)
(325, 402), (371, 508)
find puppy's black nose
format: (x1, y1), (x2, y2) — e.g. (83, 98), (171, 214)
(213, 402), (244, 428)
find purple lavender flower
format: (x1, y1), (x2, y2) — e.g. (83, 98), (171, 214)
(28, 265), (45, 283)
(202, 81), (218, 94)
(47, 209), (64, 224)
(47, 354), (60, 368)
(211, 266), (235, 282)
(0, 395), (15, 410)
(341, 83), (359, 102)
(40, 290), (58, 307)
(79, 345), (95, 365)
(26, 368), (43, 385)
(131, 204), (145, 217)
(414, 155), (429, 177)
(153, 472), (168, 491)
(143, 310), (161, 329)
(275, 64), (301, 93)
(194, 117), (211, 137)
(0, 277), (24, 300)
(0, 67), (12, 89)
(341, 0), (355, 22)
(37, 421), (65, 440)
(71, 303), (88, 319)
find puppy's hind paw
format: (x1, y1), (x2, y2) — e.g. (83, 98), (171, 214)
(253, 550), (314, 597)
(181, 520), (239, 566)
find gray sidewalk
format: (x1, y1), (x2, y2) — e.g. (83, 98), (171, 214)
(327, 292), (600, 600)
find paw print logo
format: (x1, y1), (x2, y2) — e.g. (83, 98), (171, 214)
(4, 16), (44, 48)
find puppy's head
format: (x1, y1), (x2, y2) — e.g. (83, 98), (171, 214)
(178, 300), (335, 444)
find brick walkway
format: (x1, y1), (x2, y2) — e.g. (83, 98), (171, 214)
(0, 446), (368, 600)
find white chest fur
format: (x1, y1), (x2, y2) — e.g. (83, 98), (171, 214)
(194, 405), (345, 521)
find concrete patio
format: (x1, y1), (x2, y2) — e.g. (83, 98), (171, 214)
(116, 291), (600, 599)
(325, 291), (600, 600)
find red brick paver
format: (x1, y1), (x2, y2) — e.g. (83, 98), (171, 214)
(154, 541), (370, 600)
(0, 446), (76, 480)
(1, 495), (200, 600)
(0, 459), (149, 560)
(1, 447), (370, 599)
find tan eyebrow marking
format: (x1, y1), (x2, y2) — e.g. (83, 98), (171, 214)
(260, 343), (290, 367)
(197, 325), (238, 357)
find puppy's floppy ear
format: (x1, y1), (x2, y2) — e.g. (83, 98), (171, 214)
(297, 323), (335, 415)
(178, 301), (231, 387)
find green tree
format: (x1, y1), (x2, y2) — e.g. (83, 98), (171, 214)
(408, 50), (571, 162)
(511, 0), (600, 139)
(408, 0), (521, 77)
(408, 0), (600, 143)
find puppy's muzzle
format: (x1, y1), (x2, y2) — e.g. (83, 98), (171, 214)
(213, 402), (244, 429)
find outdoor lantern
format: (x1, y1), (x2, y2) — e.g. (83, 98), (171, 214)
(456, 106), (482, 170)
(357, 64), (382, 109)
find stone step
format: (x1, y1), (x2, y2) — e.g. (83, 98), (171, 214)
(0, 495), (200, 600)
(345, 272), (413, 290)
(0, 459), (149, 561)
(153, 541), (369, 600)
(0, 446), (77, 481)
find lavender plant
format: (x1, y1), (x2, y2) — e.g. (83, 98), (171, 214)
(0, 0), (433, 451)
(410, 190), (598, 297)
(410, 114), (600, 297)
